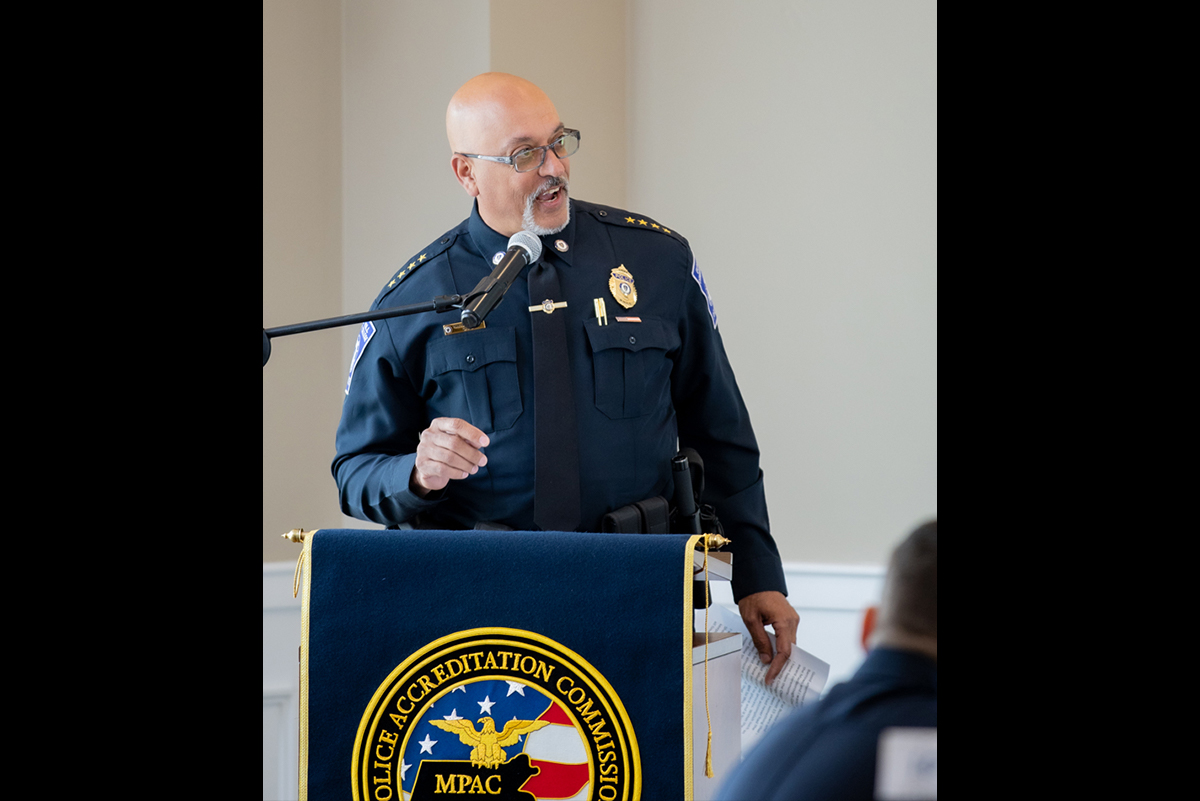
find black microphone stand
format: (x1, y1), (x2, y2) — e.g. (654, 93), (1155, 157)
(263, 294), (464, 366)
(265, 240), (537, 366)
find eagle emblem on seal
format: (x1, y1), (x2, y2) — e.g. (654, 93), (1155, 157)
(429, 716), (551, 768)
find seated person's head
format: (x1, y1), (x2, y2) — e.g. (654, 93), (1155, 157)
(863, 520), (937, 659)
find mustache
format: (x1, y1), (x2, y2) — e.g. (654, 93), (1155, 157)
(528, 176), (569, 202)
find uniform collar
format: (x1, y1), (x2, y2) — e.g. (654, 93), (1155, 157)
(540, 201), (577, 267)
(858, 647), (938, 691)
(465, 200), (578, 267)
(467, 201), (511, 264)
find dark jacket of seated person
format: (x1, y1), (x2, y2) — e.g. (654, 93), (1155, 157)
(716, 521), (937, 801)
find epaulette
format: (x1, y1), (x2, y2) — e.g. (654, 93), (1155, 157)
(580, 201), (689, 246)
(375, 225), (465, 305)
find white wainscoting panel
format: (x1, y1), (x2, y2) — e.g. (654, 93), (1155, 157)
(263, 561), (301, 801)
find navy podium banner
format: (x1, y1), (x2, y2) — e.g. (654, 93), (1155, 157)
(297, 529), (704, 801)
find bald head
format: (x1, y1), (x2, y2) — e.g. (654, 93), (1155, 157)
(447, 73), (560, 155)
(446, 73), (572, 237)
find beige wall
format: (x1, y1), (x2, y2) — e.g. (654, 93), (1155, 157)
(263, 0), (937, 567)
(341, 1), (490, 325)
(263, 0), (344, 563)
(490, 0), (627, 209)
(627, 0), (938, 563)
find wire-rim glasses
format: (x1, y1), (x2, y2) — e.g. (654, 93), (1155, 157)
(456, 129), (580, 173)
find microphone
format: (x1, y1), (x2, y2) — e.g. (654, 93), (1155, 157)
(460, 230), (542, 329)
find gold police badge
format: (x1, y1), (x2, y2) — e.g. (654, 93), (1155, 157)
(608, 266), (637, 310)
(352, 627), (641, 801)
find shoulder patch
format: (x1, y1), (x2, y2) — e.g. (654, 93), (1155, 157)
(345, 321), (375, 394)
(691, 258), (718, 329)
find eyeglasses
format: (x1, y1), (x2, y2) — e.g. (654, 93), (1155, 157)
(456, 129), (580, 173)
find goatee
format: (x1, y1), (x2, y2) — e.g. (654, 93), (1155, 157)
(522, 177), (570, 235)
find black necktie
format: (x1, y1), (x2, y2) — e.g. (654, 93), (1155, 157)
(527, 257), (581, 531)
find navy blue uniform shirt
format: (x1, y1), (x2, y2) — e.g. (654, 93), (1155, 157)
(333, 199), (785, 600)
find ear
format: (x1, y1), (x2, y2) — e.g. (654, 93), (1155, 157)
(451, 155), (480, 197)
(861, 606), (878, 652)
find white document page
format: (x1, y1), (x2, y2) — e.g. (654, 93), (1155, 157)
(705, 604), (831, 750)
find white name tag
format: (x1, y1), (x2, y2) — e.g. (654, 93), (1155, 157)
(876, 727), (936, 800)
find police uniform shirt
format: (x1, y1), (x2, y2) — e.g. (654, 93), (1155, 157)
(333, 199), (785, 601)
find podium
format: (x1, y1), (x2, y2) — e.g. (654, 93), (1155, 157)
(296, 529), (740, 800)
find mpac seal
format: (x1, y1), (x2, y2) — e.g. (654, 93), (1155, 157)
(608, 266), (637, 310)
(353, 628), (641, 801)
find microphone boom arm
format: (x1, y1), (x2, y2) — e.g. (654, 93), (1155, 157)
(263, 294), (463, 366)
(265, 231), (541, 366)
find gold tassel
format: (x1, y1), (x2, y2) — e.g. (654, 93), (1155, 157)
(283, 529), (318, 599)
(292, 547), (307, 599)
(703, 535), (715, 778)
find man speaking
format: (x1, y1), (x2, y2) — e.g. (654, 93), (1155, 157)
(333, 73), (798, 681)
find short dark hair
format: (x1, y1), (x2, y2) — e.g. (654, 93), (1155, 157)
(882, 520), (937, 639)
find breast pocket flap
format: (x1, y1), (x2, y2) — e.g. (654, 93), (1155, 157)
(427, 326), (518, 375)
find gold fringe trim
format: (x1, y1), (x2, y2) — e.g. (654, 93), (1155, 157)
(683, 534), (704, 801)
(702, 536), (715, 778)
(691, 532), (728, 782)
(297, 531), (315, 800)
